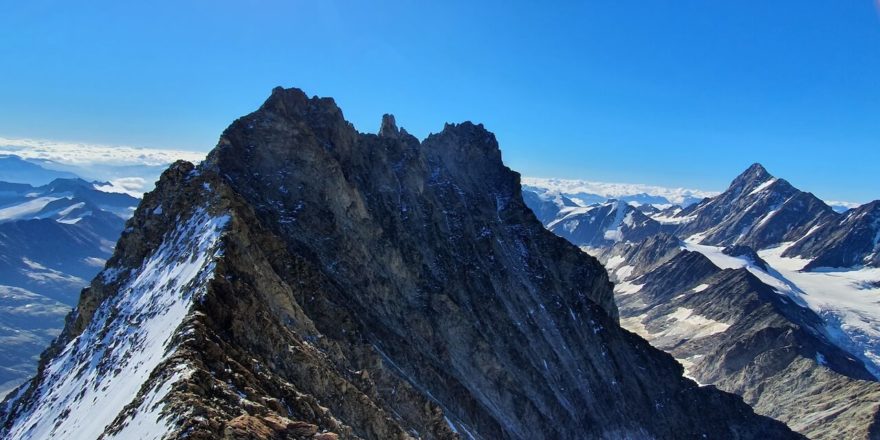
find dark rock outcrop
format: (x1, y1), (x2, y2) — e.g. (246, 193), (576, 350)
(722, 245), (769, 271)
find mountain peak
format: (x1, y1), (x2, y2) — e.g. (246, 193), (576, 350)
(731, 163), (773, 189)
(745, 162), (769, 174)
(257, 86), (344, 123)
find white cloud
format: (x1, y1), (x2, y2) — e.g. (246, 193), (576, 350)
(825, 200), (862, 210)
(93, 177), (150, 197)
(0, 136), (209, 196)
(0, 136), (206, 166)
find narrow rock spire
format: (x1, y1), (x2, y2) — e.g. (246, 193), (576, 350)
(379, 113), (399, 138)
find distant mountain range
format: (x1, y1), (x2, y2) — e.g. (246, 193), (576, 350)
(523, 174), (863, 214)
(0, 138), (206, 196)
(525, 163), (880, 439)
(0, 159), (143, 399)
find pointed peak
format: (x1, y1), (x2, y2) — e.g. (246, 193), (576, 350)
(742, 163), (771, 179)
(379, 114), (399, 138)
(730, 162), (774, 190)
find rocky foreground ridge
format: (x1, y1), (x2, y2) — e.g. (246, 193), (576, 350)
(0, 87), (798, 439)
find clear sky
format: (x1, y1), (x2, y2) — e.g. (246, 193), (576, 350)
(1, 1), (878, 202)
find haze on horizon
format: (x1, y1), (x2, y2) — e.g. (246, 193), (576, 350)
(1, 1), (878, 203)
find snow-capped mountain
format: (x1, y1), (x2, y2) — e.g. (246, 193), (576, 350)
(672, 163), (838, 250)
(542, 199), (667, 249)
(521, 187), (674, 250)
(0, 87), (798, 440)
(0, 178), (139, 399)
(0, 178), (138, 223)
(782, 200), (880, 270)
(0, 177), (139, 303)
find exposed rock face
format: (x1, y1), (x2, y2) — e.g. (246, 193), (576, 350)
(611, 249), (880, 440)
(672, 164), (837, 249)
(783, 200), (880, 270)
(0, 87), (799, 439)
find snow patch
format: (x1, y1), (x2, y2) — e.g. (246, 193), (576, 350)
(615, 281), (644, 296)
(615, 265), (634, 280)
(605, 255), (625, 270)
(662, 307), (730, 339)
(748, 178), (778, 196)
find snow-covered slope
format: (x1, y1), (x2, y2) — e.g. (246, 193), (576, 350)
(1, 204), (228, 440)
(520, 187), (579, 224)
(0, 178), (138, 222)
(611, 245), (880, 440)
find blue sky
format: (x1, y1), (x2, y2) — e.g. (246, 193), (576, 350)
(1, 1), (878, 202)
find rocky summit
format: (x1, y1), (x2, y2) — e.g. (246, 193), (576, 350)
(0, 87), (799, 439)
